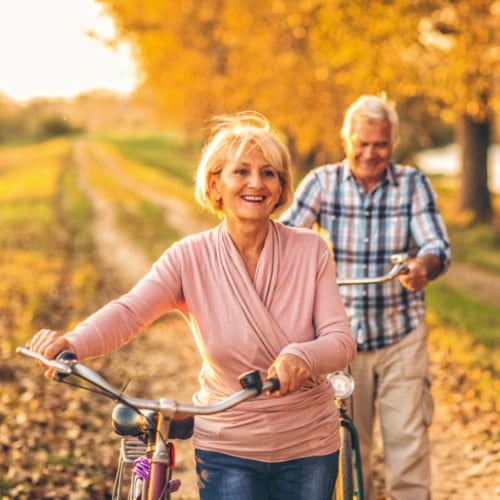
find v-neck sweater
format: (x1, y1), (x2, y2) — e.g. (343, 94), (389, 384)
(65, 220), (355, 461)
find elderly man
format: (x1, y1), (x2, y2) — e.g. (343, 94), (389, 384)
(281, 95), (451, 500)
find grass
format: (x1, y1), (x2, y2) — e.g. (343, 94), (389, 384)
(425, 176), (500, 346)
(446, 222), (500, 273)
(99, 132), (202, 185)
(0, 139), (103, 346)
(426, 280), (499, 348)
(95, 140), (197, 204)
(431, 175), (500, 273)
(87, 136), (216, 258)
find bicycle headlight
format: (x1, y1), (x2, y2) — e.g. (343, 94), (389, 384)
(327, 371), (355, 400)
(112, 404), (144, 436)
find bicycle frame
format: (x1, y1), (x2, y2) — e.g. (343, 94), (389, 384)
(17, 347), (279, 500)
(329, 371), (363, 500)
(111, 402), (195, 499)
(339, 413), (363, 499)
(332, 252), (410, 500)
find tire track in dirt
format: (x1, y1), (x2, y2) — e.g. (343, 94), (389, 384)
(74, 140), (153, 284)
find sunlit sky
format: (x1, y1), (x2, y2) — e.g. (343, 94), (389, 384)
(0, 0), (139, 102)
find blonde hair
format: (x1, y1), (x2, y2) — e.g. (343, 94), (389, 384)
(341, 95), (400, 146)
(194, 111), (294, 216)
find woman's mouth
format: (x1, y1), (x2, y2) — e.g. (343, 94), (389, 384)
(242, 195), (265, 202)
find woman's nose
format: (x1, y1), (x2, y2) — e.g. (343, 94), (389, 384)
(247, 173), (264, 187)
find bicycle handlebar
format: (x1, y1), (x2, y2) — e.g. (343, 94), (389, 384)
(336, 252), (409, 286)
(16, 346), (280, 417)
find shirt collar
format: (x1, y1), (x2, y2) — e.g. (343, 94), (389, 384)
(386, 163), (399, 186)
(342, 160), (399, 187)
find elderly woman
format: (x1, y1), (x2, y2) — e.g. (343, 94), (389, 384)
(28, 111), (355, 500)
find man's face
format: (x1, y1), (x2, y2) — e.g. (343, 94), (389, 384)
(345, 117), (393, 191)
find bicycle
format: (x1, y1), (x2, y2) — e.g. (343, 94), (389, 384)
(331, 252), (410, 500)
(16, 347), (279, 500)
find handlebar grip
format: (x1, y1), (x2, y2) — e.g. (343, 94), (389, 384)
(238, 370), (280, 395)
(264, 377), (280, 393)
(53, 350), (77, 381)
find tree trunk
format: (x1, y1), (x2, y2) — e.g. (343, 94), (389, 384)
(459, 113), (493, 222)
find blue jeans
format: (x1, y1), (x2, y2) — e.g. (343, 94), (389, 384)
(195, 449), (339, 500)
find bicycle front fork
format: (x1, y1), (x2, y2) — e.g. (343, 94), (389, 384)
(340, 412), (364, 500)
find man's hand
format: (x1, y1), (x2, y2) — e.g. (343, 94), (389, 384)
(399, 254), (442, 291)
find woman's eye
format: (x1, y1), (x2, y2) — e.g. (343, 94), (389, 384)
(263, 170), (276, 177)
(235, 169), (248, 175)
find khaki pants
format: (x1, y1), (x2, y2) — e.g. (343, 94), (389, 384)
(350, 322), (433, 500)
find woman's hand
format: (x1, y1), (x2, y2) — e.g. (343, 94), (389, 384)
(26, 329), (74, 376)
(28, 329), (72, 358)
(267, 354), (310, 396)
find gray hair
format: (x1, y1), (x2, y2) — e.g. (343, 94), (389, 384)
(341, 95), (399, 146)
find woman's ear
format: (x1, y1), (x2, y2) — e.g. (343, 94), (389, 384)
(208, 174), (221, 201)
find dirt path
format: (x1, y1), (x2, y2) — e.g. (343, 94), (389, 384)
(74, 139), (500, 500)
(86, 141), (210, 237)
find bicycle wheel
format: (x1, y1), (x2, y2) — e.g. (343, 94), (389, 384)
(335, 424), (354, 500)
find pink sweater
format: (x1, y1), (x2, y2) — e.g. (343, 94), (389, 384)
(66, 220), (355, 461)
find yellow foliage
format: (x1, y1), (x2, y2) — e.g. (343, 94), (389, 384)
(96, 0), (499, 173)
(69, 264), (101, 317)
(0, 139), (70, 201)
(0, 138), (104, 347)
(428, 312), (500, 418)
(0, 138), (69, 170)
(0, 163), (61, 201)
(0, 250), (63, 339)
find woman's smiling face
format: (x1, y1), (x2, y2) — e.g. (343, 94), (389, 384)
(210, 145), (282, 224)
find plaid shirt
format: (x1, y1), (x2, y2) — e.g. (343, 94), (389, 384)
(280, 160), (451, 352)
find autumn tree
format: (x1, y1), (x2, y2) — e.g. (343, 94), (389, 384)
(96, 1), (428, 159)
(418, 0), (499, 222)
(96, 0), (499, 221)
